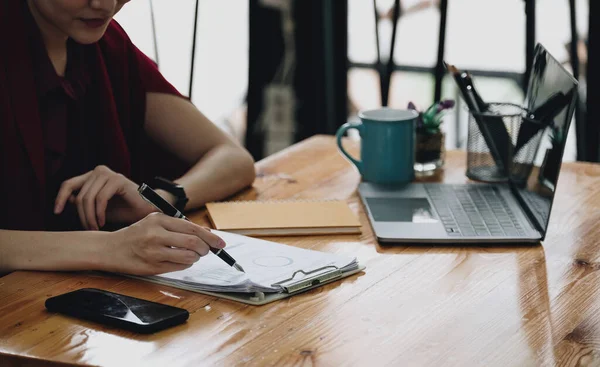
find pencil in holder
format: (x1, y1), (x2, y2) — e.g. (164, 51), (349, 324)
(466, 102), (544, 184)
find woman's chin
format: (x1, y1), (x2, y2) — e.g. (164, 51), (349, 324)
(70, 28), (108, 44)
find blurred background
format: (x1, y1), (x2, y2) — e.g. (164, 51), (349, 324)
(115, 0), (591, 163)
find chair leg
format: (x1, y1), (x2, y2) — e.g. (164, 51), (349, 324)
(383, 0), (401, 107)
(568, 0), (585, 161)
(569, 0), (580, 80)
(373, 0), (383, 105)
(587, 0), (598, 161)
(434, 0), (448, 103)
(189, 0), (200, 99)
(524, 0), (536, 90)
(374, 0), (401, 107)
(149, 0), (160, 68)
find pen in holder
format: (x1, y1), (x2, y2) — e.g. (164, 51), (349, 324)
(466, 102), (543, 183)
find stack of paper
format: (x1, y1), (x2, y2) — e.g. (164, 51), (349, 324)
(132, 230), (360, 294)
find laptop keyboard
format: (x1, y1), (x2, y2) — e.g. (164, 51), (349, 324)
(425, 185), (527, 237)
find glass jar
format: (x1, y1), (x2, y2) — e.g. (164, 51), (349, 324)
(414, 131), (445, 175)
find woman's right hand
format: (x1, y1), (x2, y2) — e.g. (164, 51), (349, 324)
(102, 212), (225, 276)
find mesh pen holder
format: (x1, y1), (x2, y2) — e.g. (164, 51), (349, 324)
(466, 102), (544, 183)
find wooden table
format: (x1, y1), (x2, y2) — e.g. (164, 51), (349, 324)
(2, 135), (600, 366)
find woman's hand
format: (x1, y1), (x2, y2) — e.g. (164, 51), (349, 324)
(103, 213), (226, 275)
(54, 165), (156, 230)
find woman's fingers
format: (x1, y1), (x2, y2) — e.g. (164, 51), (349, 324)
(111, 213), (226, 276)
(56, 165), (154, 228)
(81, 176), (110, 230)
(75, 175), (98, 230)
(159, 229), (212, 257)
(158, 246), (201, 265)
(95, 178), (123, 228)
(158, 215), (225, 251)
(54, 172), (90, 214)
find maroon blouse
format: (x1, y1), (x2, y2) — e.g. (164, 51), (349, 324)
(0, 2), (190, 230)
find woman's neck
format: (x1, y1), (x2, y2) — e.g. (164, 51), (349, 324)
(26, 0), (68, 76)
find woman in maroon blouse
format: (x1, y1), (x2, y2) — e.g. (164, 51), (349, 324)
(0, 0), (256, 275)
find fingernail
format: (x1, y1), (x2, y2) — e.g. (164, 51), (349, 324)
(217, 240), (226, 249)
(54, 205), (60, 214)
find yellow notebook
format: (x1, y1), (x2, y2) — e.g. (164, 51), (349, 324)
(205, 200), (362, 236)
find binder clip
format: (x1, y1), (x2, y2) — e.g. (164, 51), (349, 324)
(271, 265), (343, 294)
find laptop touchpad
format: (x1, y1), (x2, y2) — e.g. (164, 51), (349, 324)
(366, 198), (438, 223)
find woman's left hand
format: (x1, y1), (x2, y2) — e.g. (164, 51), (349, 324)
(54, 165), (157, 230)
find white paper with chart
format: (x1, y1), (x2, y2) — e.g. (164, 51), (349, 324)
(134, 230), (361, 294)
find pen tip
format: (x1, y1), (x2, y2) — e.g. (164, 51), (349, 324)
(446, 63), (458, 74)
(234, 263), (246, 273)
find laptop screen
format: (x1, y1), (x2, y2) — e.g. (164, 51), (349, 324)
(509, 44), (578, 235)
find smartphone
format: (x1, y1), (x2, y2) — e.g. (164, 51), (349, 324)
(45, 288), (189, 334)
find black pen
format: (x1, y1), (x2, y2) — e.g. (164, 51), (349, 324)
(445, 62), (509, 175)
(137, 183), (245, 273)
(463, 71), (488, 110)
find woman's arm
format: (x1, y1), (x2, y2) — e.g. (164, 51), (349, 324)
(0, 214), (224, 275)
(144, 93), (256, 209)
(0, 229), (109, 272)
(53, 95), (256, 230)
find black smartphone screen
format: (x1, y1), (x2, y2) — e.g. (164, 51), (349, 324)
(45, 288), (189, 334)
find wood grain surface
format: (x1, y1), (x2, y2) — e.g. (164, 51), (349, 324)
(1, 135), (600, 366)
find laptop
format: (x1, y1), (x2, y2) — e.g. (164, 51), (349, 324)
(358, 44), (578, 243)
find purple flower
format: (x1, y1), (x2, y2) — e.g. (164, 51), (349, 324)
(436, 99), (455, 112)
(408, 101), (424, 128)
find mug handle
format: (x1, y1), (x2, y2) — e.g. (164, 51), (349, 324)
(336, 121), (363, 174)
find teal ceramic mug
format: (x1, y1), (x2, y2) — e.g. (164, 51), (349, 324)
(336, 108), (418, 184)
